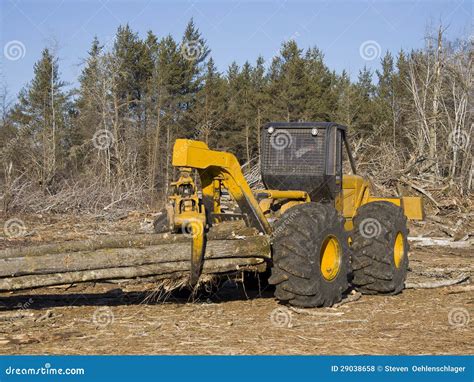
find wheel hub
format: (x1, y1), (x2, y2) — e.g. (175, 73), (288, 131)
(320, 236), (341, 281)
(393, 232), (405, 268)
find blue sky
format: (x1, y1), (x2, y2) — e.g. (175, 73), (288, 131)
(0, 0), (471, 99)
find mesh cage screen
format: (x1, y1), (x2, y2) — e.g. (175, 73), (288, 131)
(261, 128), (326, 175)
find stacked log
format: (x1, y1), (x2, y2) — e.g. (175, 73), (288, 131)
(0, 223), (270, 291)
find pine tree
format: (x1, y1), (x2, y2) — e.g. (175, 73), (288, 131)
(148, 34), (187, 194)
(267, 40), (307, 122)
(76, 37), (103, 148)
(9, 48), (69, 190)
(113, 24), (153, 110)
(334, 70), (359, 127)
(352, 66), (376, 133)
(304, 46), (337, 121)
(225, 61), (245, 157)
(374, 51), (396, 139)
(393, 49), (412, 141)
(250, 56), (269, 156)
(192, 58), (227, 147)
(179, 19), (210, 110)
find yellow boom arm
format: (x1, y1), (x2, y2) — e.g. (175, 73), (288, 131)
(173, 139), (272, 234)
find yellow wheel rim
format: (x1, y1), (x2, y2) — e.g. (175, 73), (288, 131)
(394, 232), (405, 268)
(320, 236), (341, 281)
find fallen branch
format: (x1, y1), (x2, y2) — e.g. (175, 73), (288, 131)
(333, 291), (362, 307)
(0, 311), (35, 321)
(408, 236), (473, 248)
(405, 273), (470, 289)
(289, 308), (344, 316)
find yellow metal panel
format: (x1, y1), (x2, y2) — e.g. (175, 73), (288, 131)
(366, 196), (424, 220)
(401, 196), (424, 220)
(340, 174), (370, 218)
(343, 173), (424, 222)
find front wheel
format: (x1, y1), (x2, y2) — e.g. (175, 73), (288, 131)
(268, 203), (351, 307)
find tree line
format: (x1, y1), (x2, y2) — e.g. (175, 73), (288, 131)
(0, 20), (471, 213)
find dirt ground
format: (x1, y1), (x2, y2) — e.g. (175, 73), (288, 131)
(0, 213), (472, 355)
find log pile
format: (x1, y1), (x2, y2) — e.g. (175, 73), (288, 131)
(0, 222), (270, 292)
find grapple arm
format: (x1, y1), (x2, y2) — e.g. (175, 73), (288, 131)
(169, 139), (272, 285)
(172, 139), (272, 234)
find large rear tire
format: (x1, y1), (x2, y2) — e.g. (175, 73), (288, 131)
(268, 203), (351, 307)
(351, 201), (409, 295)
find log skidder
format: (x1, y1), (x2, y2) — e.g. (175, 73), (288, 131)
(156, 122), (424, 308)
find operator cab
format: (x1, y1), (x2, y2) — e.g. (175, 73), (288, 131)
(261, 122), (351, 202)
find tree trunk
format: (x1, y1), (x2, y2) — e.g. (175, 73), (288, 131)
(0, 257), (267, 292)
(0, 236), (269, 277)
(0, 225), (270, 291)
